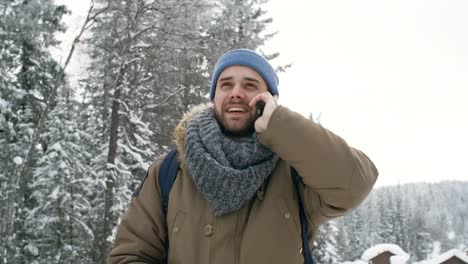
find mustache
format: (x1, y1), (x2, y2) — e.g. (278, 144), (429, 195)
(223, 99), (251, 108)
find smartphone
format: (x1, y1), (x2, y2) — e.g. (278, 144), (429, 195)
(256, 101), (266, 118)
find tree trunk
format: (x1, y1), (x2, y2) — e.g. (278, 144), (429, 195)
(101, 65), (125, 261)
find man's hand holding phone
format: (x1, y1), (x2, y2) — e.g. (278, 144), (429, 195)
(249, 92), (279, 133)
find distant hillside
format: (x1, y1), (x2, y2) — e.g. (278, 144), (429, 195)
(312, 181), (468, 263)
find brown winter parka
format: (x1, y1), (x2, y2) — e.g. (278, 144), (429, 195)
(108, 105), (378, 264)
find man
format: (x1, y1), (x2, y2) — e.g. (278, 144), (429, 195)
(108, 49), (378, 263)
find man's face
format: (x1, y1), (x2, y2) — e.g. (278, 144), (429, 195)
(213, 66), (269, 137)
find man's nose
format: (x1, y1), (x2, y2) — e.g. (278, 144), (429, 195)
(229, 84), (245, 100)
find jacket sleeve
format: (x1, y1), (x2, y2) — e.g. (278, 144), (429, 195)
(107, 158), (167, 263)
(258, 106), (378, 226)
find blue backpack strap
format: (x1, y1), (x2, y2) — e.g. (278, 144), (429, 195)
(159, 149), (180, 215)
(291, 167), (314, 264)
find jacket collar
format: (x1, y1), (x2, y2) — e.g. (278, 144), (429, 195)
(172, 103), (212, 166)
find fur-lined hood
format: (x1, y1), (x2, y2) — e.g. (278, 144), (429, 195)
(172, 103), (212, 166)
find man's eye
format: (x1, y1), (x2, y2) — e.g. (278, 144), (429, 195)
(246, 83), (257, 89)
(221, 82), (232, 88)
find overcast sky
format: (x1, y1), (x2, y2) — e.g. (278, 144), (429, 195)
(264, 0), (468, 187)
(57, 0), (468, 187)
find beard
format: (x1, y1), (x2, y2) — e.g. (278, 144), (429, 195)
(213, 103), (256, 137)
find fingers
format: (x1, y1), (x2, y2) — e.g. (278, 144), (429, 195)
(249, 92), (274, 108)
(251, 92), (279, 133)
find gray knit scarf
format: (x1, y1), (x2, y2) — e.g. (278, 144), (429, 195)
(185, 107), (278, 216)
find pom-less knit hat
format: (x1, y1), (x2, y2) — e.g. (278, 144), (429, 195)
(209, 49), (279, 100)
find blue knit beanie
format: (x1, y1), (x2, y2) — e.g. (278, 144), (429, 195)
(209, 49), (279, 100)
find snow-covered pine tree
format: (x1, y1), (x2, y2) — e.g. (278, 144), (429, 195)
(377, 187), (398, 244)
(80, 0), (215, 260)
(393, 184), (410, 251)
(366, 188), (382, 247)
(0, 0), (67, 260)
(336, 182), (468, 261)
(337, 202), (373, 260)
(204, 0), (278, 72)
(24, 88), (94, 263)
(412, 231), (434, 261)
(312, 220), (341, 263)
(79, 1), (151, 259)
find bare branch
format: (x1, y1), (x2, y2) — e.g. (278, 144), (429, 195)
(63, 0), (110, 71)
(15, 0), (109, 205)
(144, 86), (187, 110)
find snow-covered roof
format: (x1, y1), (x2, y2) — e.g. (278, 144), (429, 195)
(420, 249), (468, 264)
(340, 261), (367, 264)
(361, 243), (410, 262)
(391, 255), (410, 264)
